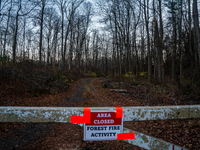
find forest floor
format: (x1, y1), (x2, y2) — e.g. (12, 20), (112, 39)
(0, 77), (200, 150)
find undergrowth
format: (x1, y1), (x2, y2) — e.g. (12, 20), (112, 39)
(0, 60), (82, 106)
(106, 70), (200, 105)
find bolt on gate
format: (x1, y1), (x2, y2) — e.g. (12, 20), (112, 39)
(0, 105), (200, 150)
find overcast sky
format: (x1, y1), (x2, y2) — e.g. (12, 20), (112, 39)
(85, 0), (105, 31)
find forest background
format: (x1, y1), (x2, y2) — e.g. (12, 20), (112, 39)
(1, 0), (200, 97)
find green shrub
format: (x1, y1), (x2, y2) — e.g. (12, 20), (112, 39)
(91, 72), (97, 77)
(139, 72), (148, 78)
(56, 74), (68, 82)
(123, 72), (135, 78)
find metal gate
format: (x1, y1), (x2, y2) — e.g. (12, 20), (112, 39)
(1, 105), (200, 150)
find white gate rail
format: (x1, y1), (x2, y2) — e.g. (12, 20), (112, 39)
(0, 105), (199, 123)
(123, 127), (187, 150)
(1, 105), (199, 150)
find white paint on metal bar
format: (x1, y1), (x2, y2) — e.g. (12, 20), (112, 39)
(0, 106), (195, 150)
(0, 107), (85, 123)
(0, 105), (199, 122)
(123, 105), (200, 121)
(123, 127), (187, 150)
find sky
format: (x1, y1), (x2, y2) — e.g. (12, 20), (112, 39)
(85, 0), (106, 31)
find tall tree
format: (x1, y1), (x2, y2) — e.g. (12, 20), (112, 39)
(144, 0), (151, 81)
(178, 0), (183, 82)
(188, 0), (193, 66)
(12, 0), (22, 64)
(65, 0), (84, 69)
(46, 8), (54, 65)
(52, 18), (60, 67)
(3, 0), (12, 65)
(193, 0), (200, 67)
(55, 0), (67, 66)
(171, 0), (176, 82)
(158, 0), (164, 82)
(39, 0), (46, 65)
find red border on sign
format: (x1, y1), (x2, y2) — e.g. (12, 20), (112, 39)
(117, 133), (135, 140)
(72, 107), (136, 141)
(86, 112), (122, 126)
(115, 107), (123, 118)
(71, 107), (91, 123)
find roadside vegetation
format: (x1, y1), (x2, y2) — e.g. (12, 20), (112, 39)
(0, 59), (94, 106)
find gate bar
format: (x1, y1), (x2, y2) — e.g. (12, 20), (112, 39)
(123, 127), (187, 150)
(0, 105), (199, 123)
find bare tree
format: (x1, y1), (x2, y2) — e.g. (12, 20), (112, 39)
(52, 18), (60, 67)
(144, 0), (151, 81)
(193, 0), (200, 67)
(84, 36), (90, 72)
(178, 0), (183, 82)
(39, 0), (46, 65)
(54, 0), (68, 66)
(2, 0), (12, 65)
(76, 2), (92, 71)
(158, 0), (164, 82)
(67, 0), (84, 70)
(188, 0), (193, 66)
(12, 0), (22, 64)
(46, 8), (54, 65)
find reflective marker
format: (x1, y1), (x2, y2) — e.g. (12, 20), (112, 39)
(115, 107), (123, 118)
(117, 133), (135, 140)
(71, 107), (91, 123)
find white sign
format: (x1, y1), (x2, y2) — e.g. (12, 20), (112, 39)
(84, 111), (123, 141)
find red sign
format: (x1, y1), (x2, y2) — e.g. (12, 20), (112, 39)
(86, 112), (122, 126)
(71, 107), (135, 141)
(84, 111), (123, 141)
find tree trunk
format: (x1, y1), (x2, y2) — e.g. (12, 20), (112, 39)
(144, 0), (151, 81)
(188, 0), (193, 66)
(85, 37), (89, 72)
(3, 0), (12, 65)
(159, 0), (164, 82)
(39, 0), (45, 65)
(193, 0), (200, 67)
(178, 0), (183, 83)
(52, 20), (59, 67)
(61, 10), (64, 65)
(23, 17), (26, 61)
(171, 0), (177, 83)
(68, 30), (74, 70)
(112, 34), (116, 75)
(154, 18), (162, 83)
(12, 0), (21, 64)
(153, 0), (157, 80)
(95, 35), (99, 69)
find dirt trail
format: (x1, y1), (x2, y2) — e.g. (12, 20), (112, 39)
(67, 78), (95, 103)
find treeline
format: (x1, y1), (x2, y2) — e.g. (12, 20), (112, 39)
(1, 0), (200, 91)
(0, 0), (93, 71)
(97, 0), (200, 86)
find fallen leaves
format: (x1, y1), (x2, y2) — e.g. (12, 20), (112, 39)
(124, 119), (200, 150)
